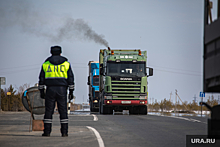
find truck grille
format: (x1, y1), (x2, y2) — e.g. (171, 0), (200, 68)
(111, 77), (141, 99)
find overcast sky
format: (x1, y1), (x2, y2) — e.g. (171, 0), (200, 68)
(0, 0), (219, 104)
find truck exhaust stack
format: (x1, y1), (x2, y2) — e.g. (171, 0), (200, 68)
(108, 47), (111, 50)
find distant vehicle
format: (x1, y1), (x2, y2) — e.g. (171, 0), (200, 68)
(99, 48), (153, 114)
(87, 61), (99, 112)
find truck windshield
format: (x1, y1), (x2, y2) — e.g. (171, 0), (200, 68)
(107, 62), (146, 77)
(93, 76), (99, 86)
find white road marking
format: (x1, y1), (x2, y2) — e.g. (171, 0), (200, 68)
(87, 126), (105, 147)
(69, 114), (98, 121)
(69, 114), (91, 116)
(189, 118), (202, 122)
(92, 114), (98, 121)
(149, 114), (202, 123)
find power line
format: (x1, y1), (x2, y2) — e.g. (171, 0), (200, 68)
(149, 64), (201, 74)
(154, 69), (202, 76)
(0, 64), (40, 71)
(0, 62), (202, 77)
(1, 66), (201, 76)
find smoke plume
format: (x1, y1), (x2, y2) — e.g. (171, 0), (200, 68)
(0, 1), (109, 47)
(55, 18), (109, 47)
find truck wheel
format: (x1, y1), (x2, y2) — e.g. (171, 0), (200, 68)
(91, 108), (95, 112)
(103, 106), (113, 114)
(90, 99), (94, 112)
(94, 108), (99, 112)
(102, 106), (107, 114)
(99, 100), (102, 114)
(139, 106), (148, 115)
(130, 107), (139, 115)
(107, 107), (113, 114)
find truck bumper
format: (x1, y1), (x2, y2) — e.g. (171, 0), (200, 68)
(104, 100), (147, 105)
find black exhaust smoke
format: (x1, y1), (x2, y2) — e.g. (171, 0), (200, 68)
(0, 1), (109, 47)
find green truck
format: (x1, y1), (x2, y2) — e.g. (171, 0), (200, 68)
(99, 48), (153, 114)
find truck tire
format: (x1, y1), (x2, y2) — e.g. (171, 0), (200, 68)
(102, 106), (107, 114)
(99, 100), (102, 114)
(91, 108), (95, 112)
(89, 98), (93, 112)
(90, 102), (94, 112)
(107, 107), (113, 114)
(139, 106), (148, 115)
(130, 107), (139, 115)
(103, 106), (113, 114)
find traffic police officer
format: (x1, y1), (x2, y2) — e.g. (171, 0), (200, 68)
(38, 46), (74, 137)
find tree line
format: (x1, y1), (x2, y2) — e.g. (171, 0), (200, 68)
(1, 84), (219, 112)
(148, 97), (219, 112)
(1, 84), (30, 111)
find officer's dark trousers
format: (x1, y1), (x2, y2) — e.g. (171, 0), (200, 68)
(43, 86), (68, 135)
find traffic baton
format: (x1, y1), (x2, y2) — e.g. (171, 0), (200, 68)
(68, 94), (72, 114)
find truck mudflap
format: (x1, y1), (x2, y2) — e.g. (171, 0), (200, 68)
(104, 100), (147, 105)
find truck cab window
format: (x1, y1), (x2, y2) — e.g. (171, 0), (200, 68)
(93, 76), (99, 86)
(107, 62), (146, 77)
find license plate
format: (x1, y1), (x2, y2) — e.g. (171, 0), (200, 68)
(121, 101), (131, 104)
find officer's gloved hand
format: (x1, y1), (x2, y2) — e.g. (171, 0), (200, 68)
(69, 89), (74, 101)
(40, 89), (45, 99)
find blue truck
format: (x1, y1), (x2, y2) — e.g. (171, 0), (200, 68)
(87, 61), (99, 112)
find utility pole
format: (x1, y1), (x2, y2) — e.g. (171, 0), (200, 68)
(0, 77), (6, 111)
(175, 89), (177, 115)
(193, 94), (197, 114)
(170, 92), (172, 102)
(176, 92), (188, 111)
(193, 94), (197, 103)
(83, 95), (84, 111)
(0, 79), (1, 111)
(7, 92), (11, 111)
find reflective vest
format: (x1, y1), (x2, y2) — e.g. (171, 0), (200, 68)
(42, 61), (70, 79)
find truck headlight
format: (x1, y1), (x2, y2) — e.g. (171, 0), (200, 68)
(93, 100), (98, 103)
(140, 101), (145, 104)
(104, 96), (112, 99)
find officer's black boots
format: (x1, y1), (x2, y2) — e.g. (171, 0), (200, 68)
(62, 134), (68, 137)
(60, 124), (68, 137)
(42, 133), (50, 137)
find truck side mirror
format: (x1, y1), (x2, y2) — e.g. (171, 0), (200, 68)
(146, 67), (153, 76)
(149, 68), (153, 76)
(100, 64), (103, 75)
(87, 76), (90, 85)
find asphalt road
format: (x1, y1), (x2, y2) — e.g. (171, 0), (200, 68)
(0, 111), (218, 147)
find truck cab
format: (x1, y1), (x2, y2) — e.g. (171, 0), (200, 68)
(99, 49), (153, 114)
(88, 61), (100, 112)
